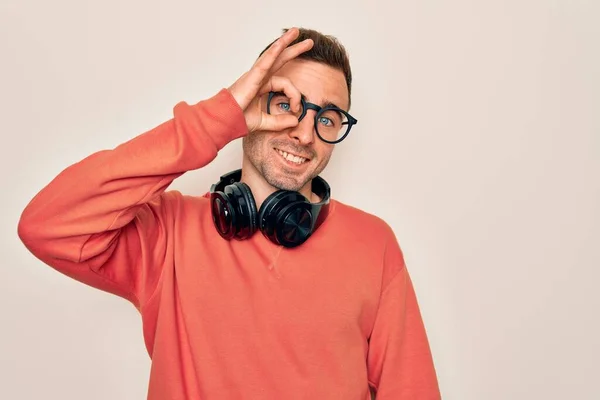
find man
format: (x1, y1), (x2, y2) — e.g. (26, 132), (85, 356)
(18, 27), (441, 399)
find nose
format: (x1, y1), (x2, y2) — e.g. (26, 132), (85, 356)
(288, 112), (315, 145)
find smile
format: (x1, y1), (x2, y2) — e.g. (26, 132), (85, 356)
(274, 148), (309, 165)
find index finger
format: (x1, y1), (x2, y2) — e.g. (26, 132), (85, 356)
(250, 28), (301, 80)
(270, 38), (314, 75)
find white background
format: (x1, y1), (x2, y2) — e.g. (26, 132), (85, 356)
(1, 0), (598, 399)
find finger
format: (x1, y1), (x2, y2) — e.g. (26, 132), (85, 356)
(271, 38), (314, 74)
(255, 28), (300, 66)
(249, 28), (300, 82)
(258, 113), (299, 132)
(258, 76), (302, 113)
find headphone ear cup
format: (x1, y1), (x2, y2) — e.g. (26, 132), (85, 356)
(258, 191), (314, 248)
(210, 189), (238, 240)
(226, 183), (257, 240)
(258, 190), (288, 239)
(236, 182), (258, 235)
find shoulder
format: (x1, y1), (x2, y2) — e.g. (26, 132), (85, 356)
(329, 199), (407, 280)
(157, 190), (211, 206)
(329, 199), (397, 240)
(145, 190), (211, 219)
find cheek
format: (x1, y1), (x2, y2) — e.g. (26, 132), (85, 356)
(244, 132), (267, 151)
(244, 133), (281, 163)
(315, 144), (334, 162)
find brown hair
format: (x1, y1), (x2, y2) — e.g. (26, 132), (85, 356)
(259, 28), (353, 109)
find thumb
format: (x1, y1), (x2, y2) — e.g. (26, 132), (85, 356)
(257, 113), (299, 132)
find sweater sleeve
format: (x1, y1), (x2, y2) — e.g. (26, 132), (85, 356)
(367, 235), (441, 399)
(17, 88), (247, 309)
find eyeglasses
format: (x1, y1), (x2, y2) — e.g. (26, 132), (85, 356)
(266, 91), (358, 144)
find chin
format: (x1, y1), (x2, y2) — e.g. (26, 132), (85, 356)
(263, 170), (308, 192)
(243, 139), (324, 193)
(260, 161), (312, 192)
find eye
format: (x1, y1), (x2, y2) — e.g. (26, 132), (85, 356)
(318, 108), (344, 128)
(277, 102), (291, 112)
(318, 116), (333, 126)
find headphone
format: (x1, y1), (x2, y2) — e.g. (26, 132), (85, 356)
(209, 169), (331, 248)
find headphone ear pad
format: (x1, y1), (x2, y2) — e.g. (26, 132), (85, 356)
(225, 183), (257, 240)
(236, 182), (258, 234)
(210, 190), (237, 240)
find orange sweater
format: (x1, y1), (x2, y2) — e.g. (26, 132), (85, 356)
(18, 89), (440, 399)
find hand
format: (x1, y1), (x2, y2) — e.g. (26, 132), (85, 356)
(228, 28), (314, 133)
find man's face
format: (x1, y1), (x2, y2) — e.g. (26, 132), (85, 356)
(242, 59), (349, 194)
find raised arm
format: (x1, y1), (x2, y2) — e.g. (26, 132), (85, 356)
(17, 89), (247, 307)
(17, 27), (314, 308)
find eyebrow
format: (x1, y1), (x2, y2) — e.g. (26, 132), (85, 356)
(323, 100), (343, 110)
(301, 93), (345, 111)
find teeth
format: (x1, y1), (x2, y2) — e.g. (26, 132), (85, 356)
(277, 149), (307, 164)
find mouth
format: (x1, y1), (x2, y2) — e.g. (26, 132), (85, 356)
(274, 147), (310, 165)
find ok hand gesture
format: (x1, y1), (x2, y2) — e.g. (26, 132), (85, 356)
(228, 28), (313, 133)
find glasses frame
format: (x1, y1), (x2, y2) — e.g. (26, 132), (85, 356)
(266, 91), (358, 144)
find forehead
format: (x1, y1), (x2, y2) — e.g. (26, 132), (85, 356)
(274, 59), (349, 110)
